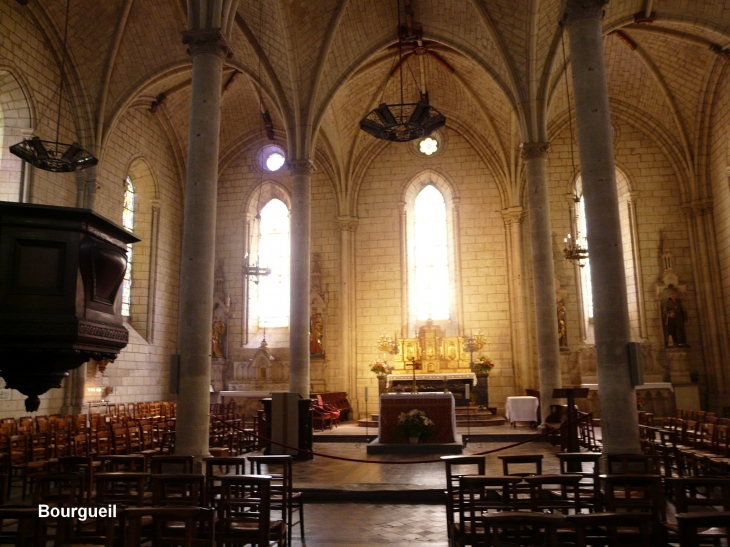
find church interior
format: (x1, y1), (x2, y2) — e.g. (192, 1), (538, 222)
(1, 0), (730, 544)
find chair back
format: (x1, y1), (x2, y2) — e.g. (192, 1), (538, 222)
(32, 472), (84, 506)
(481, 511), (564, 546)
(151, 474), (205, 507)
(498, 454), (543, 477)
(95, 472), (148, 507)
(216, 475), (273, 547)
(676, 512), (730, 547)
(121, 506), (215, 547)
(666, 477), (730, 512)
(150, 455), (195, 474)
(567, 512), (653, 547)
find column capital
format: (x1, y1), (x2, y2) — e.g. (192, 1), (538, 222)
(520, 142), (550, 160)
(182, 28), (232, 59)
(682, 198), (713, 219)
(150, 198), (162, 213)
(288, 159), (316, 176)
(336, 215), (359, 232)
(563, 0), (608, 25)
(626, 190), (640, 203)
(502, 206), (526, 226)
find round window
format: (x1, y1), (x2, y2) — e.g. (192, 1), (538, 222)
(413, 131), (443, 157)
(258, 145), (286, 172)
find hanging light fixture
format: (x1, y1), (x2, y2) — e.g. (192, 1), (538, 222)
(9, 0), (97, 172)
(359, 0), (445, 142)
(560, 29), (588, 267)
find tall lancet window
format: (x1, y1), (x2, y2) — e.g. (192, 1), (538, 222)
(121, 176), (135, 317)
(576, 194), (593, 321)
(258, 198), (290, 327)
(414, 185), (450, 320)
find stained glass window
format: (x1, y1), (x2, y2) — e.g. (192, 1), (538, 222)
(121, 176), (134, 317)
(414, 185), (450, 320)
(258, 199), (290, 327)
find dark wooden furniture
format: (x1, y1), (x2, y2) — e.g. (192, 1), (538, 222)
(0, 203), (139, 411)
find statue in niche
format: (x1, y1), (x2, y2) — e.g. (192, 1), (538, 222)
(310, 308), (324, 356)
(662, 291), (688, 347)
(557, 300), (568, 347)
(211, 315), (226, 358)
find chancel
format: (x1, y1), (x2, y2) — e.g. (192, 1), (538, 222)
(2, 0), (730, 544)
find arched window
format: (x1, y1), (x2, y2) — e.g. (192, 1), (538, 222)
(575, 194), (593, 322)
(257, 198), (290, 328)
(121, 176), (135, 317)
(413, 185), (450, 320)
(0, 71), (32, 202)
(574, 170), (641, 340)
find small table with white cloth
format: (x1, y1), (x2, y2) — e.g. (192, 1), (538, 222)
(505, 396), (539, 427)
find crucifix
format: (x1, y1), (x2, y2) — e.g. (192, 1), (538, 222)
(404, 357), (422, 394)
(244, 252), (271, 284)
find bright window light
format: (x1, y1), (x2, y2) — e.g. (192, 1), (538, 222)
(414, 185), (449, 320)
(419, 137), (439, 156)
(258, 199), (290, 327)
(265, 152), (285, 172)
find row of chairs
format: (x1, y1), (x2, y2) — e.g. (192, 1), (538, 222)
(640, 410), (730, 477)
(1, 469), (284, 547)
(442, 452), (729, 547)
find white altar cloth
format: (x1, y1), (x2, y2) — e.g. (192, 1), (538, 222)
(386, 372), (478, 386)
(505, 396), (539, 424)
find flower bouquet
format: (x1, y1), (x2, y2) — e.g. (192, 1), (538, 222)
(472, 356), (495, 375)
(397, 408), (434, 441)
(371, 360), (393, 377)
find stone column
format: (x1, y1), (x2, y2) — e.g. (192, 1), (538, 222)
(502, 206), (532, 391)
(337, 216), (359, 415)
(175, 29), (230, 459)
(625, 191), (648, 339)
(289, 160), (314, 398)
(522, 142), (562, 424)
(564, 0), (640, 454)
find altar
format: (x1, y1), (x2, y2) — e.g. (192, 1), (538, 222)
(386, 373), (477, 407)
(377, 393), (457, 443)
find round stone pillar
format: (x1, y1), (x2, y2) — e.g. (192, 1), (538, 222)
(175, 29), (229, 459)
(564, 0), (640, 454)
(522, 142), (562, 424)
(289, 160), (314, 398)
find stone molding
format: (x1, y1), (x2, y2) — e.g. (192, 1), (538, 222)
(682, 198), (713, 219)
(520, 142), (550, 160)
(501, 206), (526, 226)
(287, 159), (316, 176)
(150, 198), (162, 212)
(182, 29), (232, 59)
(563, 0), (608, 25)
(336, 215), (359, 232)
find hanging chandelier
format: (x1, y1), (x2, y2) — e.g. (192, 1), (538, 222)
(359, 0), (445, 142)
(9, 0), (97, 172)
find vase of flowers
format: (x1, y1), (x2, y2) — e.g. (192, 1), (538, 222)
(372, 361), (393, 395)
(397, 408), (434, 443)
(472, 356), (495, 375)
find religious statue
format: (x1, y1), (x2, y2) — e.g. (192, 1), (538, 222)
(662, 292), (688, 347)
(211, 315), (226, 358)
(310, 308), (324, 355)
(557, 300), (568, 347)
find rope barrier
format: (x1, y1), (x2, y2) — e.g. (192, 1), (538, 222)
(211, 412), (595, 465)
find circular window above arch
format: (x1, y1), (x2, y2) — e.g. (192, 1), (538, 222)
(413, 131), (444, 158)
(257, 145), (286, 172)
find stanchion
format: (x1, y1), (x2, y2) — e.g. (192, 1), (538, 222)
(364, 386), (372, 443)
(464, 384), (471, 446)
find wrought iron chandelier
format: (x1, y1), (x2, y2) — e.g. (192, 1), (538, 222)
(9, 0), (97, 172)
(359, 0), (445, 142)
(561, 29), (588, 267)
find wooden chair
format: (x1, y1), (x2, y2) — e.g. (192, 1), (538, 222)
(480, 511), (564, 546)
(248, 455), (305, 547)
(523, 474), (583, 515)
(600, 474), (666, 544)
(95, 472), (148, 508)
(59, 455), (98, 503)
(216, 475), (285, 547)
(150, 474), (205, 507)
(664, 477), (730, 542)
(555, 452), (601, 510)
(120, 506), (215, 547)
(203, 456), (248, 509)
(0, 506), (50, 547)
(454, 476), (522, 547)
(441, 455), (486, 542)
(98, 454), (146, 472)
(113, 427), (129, 455)
(605, 453), (663, 475)
(676, 512), (730, 547)
(498, 454), (543, 477)
(566, 512), (654, 547)
(150, 455), (195, 474)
